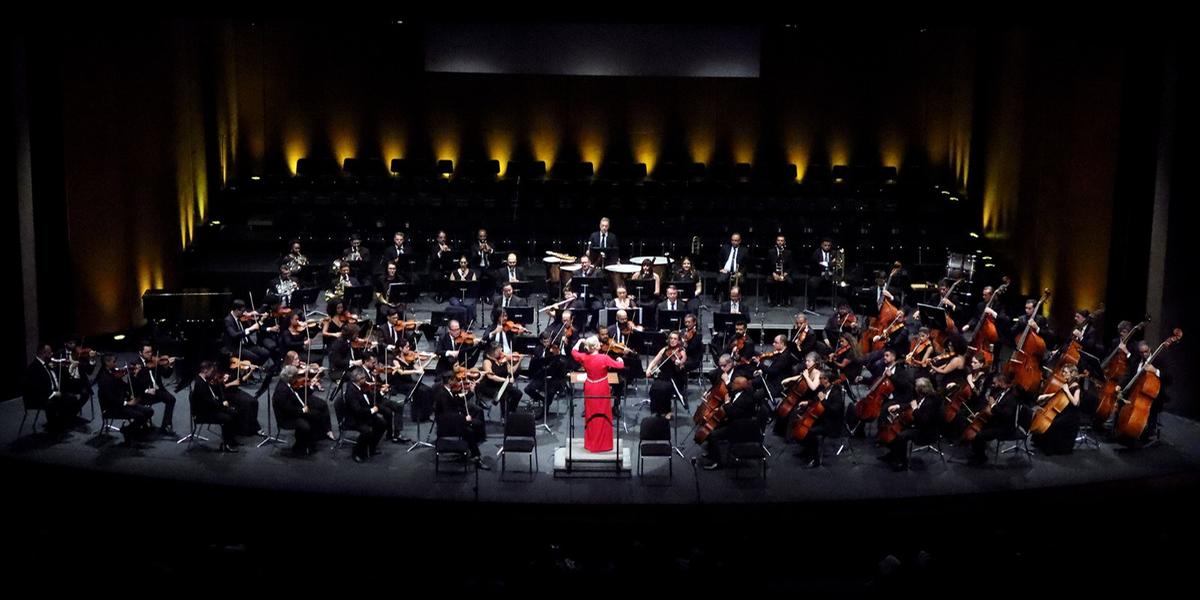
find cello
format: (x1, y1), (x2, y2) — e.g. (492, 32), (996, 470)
(944, 367), (986, 423)
(791, 375), (848, 441)
(775, 366), (818, 418)
(1028, 369), (1081, 435)
(855, 365), (896, 421)
(1093, 317), (1149, 428)
(860, 261), (903, 353)
(1115, 329), (1182, 445)
(694, 379), (730, 443)
(1004, 289), (1050, 393)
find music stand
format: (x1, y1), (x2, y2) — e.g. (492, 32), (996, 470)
(292, 288), (322, 312)
(569, 276), (604, 300)
(504, 306), (534, 326)
(605, 307), (643, 329)
(657, 310), (686, 332)
(667, 281), (697, 301)
(343, 285), (374, 312)
(633, 330), (667, 357)
(712, 311), (749, 333)
(917, 304), (948, 332)
(626, 279), (656, 304)
(387, 282), (416, 303)
(510, 280), (533, 299)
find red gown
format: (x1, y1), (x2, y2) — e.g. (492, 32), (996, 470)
(572, 349), (625, 452)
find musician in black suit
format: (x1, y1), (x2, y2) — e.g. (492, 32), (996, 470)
(431, 377), (489, 469)
(379, 308), (419, 357)
(223, 300), (271, 365)
(792, 369), (848, 468)
(495, 253), (526, 289)
(435, 320), (477, 375)
(523, 331), (568, 408)
(700, 376), (757, 469)
(587, 217), (620, 265)
(1015, 298), (1053, 348)
(273, 366), (335, 456)
(379, 231), (413, 275)
(963, 285), (1004, 335)
(718, 286), (753, 316)
(190, 361), (247, 452)
(765, 234), (794, 307)
(566, 255), (604, 330)
(715, 232), (747, 301)
(656, 285), (690, 317)
(850, 348), (913, 437)
(490, 282), (527, 327)
(96, 354), (153, 441)
(22, 343), (87, 432)
(806, 238), (836, 311)
(429, 230), (456, 276)
(879, 377), (943, 471)
(1070, 308), (1105, 363)
(966, 372), (1020, 466)
(326, 323), (365, 380)
(374, 261), (407, 325)
(342, 368), (387, 462)
(752, 335), (800, 406)
(343, 234), (369, 267)
(469, 228), (495, 301)
(132, 343), (179, 434)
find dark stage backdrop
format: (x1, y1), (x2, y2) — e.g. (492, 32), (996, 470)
(16, 19), (1186, 412)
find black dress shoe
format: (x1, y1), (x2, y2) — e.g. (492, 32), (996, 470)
(474, 458), (492, 471)
(219, 442), (239, 453)
(353, 454), (366, 464)
(804, 458), (821, 469)
(392, 436), (412, 444)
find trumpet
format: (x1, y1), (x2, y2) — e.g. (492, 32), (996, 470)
(691, 235), (701, 256)
(832, 248), (846, 285)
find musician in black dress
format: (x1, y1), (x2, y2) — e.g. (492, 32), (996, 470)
(447, 256), (479, 327)
(1031, 364), (1083, 455)
(646, 331), (688, 418)
(478, 345), (524, 417)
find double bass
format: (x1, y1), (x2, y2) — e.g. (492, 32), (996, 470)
(1029, 375), (1080, 435)
(1115, 329), (1182, 445)
(1004, 289), (1050, 393)
(860, 261), (903, 353)
(1093, 317), (1149, 428)
(930, 277), (966, 351)
(970, 277), (1010, 363)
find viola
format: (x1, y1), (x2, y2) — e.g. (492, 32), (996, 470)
(905, 339), (932, 367)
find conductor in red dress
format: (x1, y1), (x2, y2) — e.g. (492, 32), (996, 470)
(571, 336), (625, 452)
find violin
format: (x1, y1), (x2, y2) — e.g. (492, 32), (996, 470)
(684, 327), (697, 343)
(453, 331), (478, 346)
(497, 351), (525, 365)
(290, 318), (321, 335)
(502, 320), (529, 334)
(229, 357), (260, 373)
(755, 350), (780, 363)
(350, 337), (377, 350)
(905, 339), (932, 366)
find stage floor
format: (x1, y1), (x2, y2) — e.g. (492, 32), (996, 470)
(4, 375), (1199, 506)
